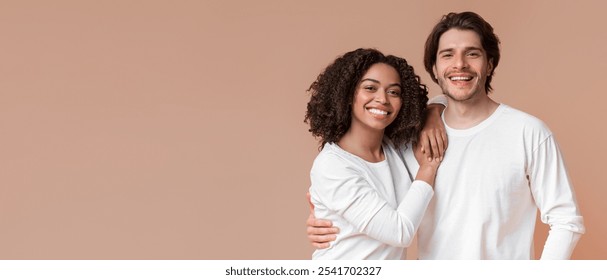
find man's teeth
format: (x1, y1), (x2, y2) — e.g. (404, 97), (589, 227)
(368, 108), (388, 115)
(450, 76), (473, 81)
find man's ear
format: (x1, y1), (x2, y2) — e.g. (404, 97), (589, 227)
(487, 58), (494, 76)
(433, 65), (438, 80)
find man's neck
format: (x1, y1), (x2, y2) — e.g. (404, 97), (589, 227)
(444, 94), (500, 129)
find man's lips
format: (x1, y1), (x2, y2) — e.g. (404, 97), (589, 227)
(449, 76), (473, 81)
(447, 72), (474, 81)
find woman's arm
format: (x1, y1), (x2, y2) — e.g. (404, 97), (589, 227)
(419, 95), (448, 162)
(309, 150), (438, 247)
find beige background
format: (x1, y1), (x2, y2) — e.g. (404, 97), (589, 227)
(0, 0), (605, 259)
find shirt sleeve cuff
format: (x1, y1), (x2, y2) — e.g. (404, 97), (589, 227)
(410, 180), (434, 197)
(428, 95), (448, 107)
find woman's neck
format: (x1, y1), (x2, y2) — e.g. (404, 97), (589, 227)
(337, 127), (385, 163)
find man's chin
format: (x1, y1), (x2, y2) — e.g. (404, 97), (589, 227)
(443, 90), (479, 102)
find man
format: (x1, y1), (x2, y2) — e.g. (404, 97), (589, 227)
(306, 11), (585, 259)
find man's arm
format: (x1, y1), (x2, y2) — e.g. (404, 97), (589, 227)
(528, 135), (585, 259)
(306, 192), (338, 249)
(541, 228), (582, 259)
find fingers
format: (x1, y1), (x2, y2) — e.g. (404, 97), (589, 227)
(441, 129), (448, 151)
(419, 134), (426, 154)
(306, 214), (333, 227)
(307, 226), (337, 248)
(435, 132), (444, 161)
(311, 242), (330, 249)
(435, 128), (447, 161)
(307, 227), (339, 238)
(306, 221), (339, 234)
(428, 131), (439, 161)
(423, 128), (448, 161)
(309, 234), (336, 246)
(421, 130), (438, 161)
(306, 213), (338, 249)
(306, 214), (338, 235)
(419, 131), (431, 159)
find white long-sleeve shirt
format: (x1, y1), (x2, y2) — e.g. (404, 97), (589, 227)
(404, 102), (585, 259)
(309, 142), (433, 260)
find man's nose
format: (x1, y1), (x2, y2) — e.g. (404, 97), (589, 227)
(453, 54), (468, 69)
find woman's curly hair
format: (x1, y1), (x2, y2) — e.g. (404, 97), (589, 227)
(305, 48), (428, 149)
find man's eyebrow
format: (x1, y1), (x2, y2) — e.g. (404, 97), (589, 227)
(464, 46), (484, 52)
(438, 46), (484, 54)
(438, 48), (454, 54)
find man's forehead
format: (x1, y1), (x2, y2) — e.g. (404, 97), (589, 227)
(438, 29), (483, 50)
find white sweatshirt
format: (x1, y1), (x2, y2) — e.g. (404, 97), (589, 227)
(404, 102), (585, 259)
(310, 142), (433, 260)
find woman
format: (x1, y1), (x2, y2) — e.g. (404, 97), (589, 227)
(305, 48), (441, 259)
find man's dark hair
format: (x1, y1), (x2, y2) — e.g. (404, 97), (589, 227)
(424, 11), (501, 93)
